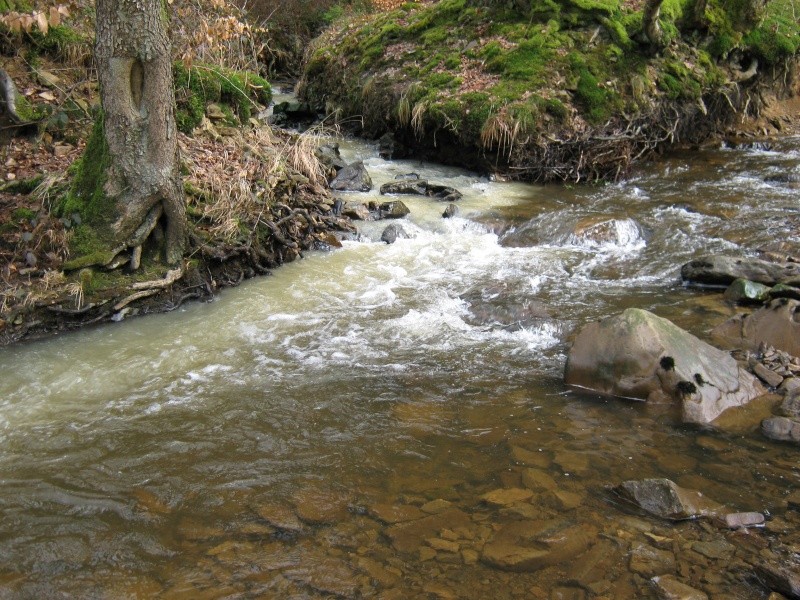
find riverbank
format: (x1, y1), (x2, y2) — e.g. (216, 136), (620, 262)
(298, 0), (800, 182)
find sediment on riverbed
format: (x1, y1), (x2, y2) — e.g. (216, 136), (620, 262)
(298, 0), (800, 182)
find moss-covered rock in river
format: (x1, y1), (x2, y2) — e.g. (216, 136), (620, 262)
(299, 0), (800, 182)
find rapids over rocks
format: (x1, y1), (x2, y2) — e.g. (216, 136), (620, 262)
(1, 136), (799, 598)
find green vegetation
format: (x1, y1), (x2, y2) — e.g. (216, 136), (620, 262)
(300, 0), (799, 181)
(173, 62), (272, 133)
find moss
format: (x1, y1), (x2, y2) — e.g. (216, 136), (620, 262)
(14, 93), (48, 122)
(570, 53), (619, 123)
(59, 115), (112, 225)
(12, 207), (36, 221)
(26, 24), (86, 59)
(173, 62), (272, 133)
(0, 0), (32, 13)
(5, 175), (43, 196)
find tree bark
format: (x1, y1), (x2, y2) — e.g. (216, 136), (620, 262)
(642, 0), (665, 48)
(95, 0), (186, 266)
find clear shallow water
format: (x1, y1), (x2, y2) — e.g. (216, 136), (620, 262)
(0, 137), (799, 598)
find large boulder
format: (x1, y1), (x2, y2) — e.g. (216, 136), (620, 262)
(681, 255), (800, 287)
(380, 180), (462, 201)
(329, 160), (372, 192)
(711, 298), (800, 357)
(565, 309), (764, 424)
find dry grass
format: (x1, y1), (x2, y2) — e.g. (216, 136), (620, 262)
(480, 111), (525, 156)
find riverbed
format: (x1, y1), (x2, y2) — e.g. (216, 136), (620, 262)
(0, 135), (798, 598)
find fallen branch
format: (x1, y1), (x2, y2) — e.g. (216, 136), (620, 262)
(113, 289), (159, 311)
(130, 267), (184, 290)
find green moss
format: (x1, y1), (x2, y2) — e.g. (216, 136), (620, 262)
(5, 175), (43, 196)
(12, 207), (36, 221)
(26, 24), (86, 59)
(58, 115), (112, 226)
(173, 62), (272, 133)
(0, 0), (32, 13)
(14, 93), (48, 122)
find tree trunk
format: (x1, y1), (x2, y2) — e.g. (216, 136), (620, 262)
(642, 0), (665, 48)
(94, 0), (186, 266)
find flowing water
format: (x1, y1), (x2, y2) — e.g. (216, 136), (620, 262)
(1, 136), (799, 599)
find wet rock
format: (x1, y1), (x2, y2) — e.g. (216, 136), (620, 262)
(761, 416), (800, 443)
(511, 446), (551, 468)
(356, 556), (400, 587)
(330, 160), (372, 192)
(565, 308), (764, 424)
(716, 512), (765, 529)
(712, 299), (800, 357)
(292, 488), (349, 525)
(614, 479), (723, 521)
(629, 543), (676, 577)
(724, 279), (772, 304)
(780, 378), (800, 395)
(770, 283), (800, 302)
(651, 574), (709, 599)
(480, 488), (534, 507)
(521, 468), (558, 492)
(461, 285), (551, 332)
(681, 256), (800, 287)
(755, 561), (800, 599)
(380, 180), (429, 196)
(427, 537), (460, 553)
(315, 143), (347, 172)
(342, 203), (371, 221)
(380, 180), (463, 201)
(569, 216), (644, 247)
(692, 539), (734, 560)
(284, 556), (359, 598)
(384, 509), (471, 554)
(395, 172), (420, 180)
(379, 200), (410, 219)
(551, 587), (586, 600)
(420, 499), (452, 514)
(367, 503), (425, 524)
(381, 224), (409, 245)
(481, 519), (595, 572)
(256, 503), (304, 533)
(753, 362), (786, 388)
(442, 204), (459, 218)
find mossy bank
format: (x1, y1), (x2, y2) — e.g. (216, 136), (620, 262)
(299, 0), (800, 182)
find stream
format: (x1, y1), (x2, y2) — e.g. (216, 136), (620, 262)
(1, 134), (799, 598)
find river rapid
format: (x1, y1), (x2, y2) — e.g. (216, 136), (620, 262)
(1, 135), (799, 598)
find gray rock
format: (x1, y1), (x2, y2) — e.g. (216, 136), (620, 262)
(315, 143), (347, 172)
(442, 203), (459, 218)
(395, 172), (420, 180)
(724, 278), (772, 304)
(329, 160), (372, 192)
(614, 478), (723, 521)
(761, 416), (800, 443)
(753, 362), (785, 388)
(381, 180), (429, 196)
(717, 512), (765, 529)
(379, 200), (410, 219)
(381, 223), (409, 244)
(565, 309), (765, 424)
(681, 256), (800, 287)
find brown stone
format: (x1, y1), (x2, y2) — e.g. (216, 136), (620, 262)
(367, 503), (425, 524)
(651, 574), (709, 599)
(521, 468), (558, 492)
(480, 487), (534, 507)
(629, 543), (676, 577)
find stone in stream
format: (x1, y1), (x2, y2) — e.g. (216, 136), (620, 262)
(480, 519), (596, 572)
(681, 255), (800, 287)
(329, 160), (372, 192)
(291, 487), (350, 525)
(379, 180), (463, 201)
(711, 298), (800, 357)
(379, 200), (410, 219)
(770, 283), (800, 301)
(565, 308), (765, 424)
(762, 390), (800, 443)
(442, 203), (459, 218)
(629, 542), (676, 577)
(613, 478), (724, 521)
(384, 508), (472, 554)
(723, 278), (772, 304)
(755, 560), (800, 599)
(315, 143), (347, 172)
(380, 223), (409, 245)
(341, 202), (371, 221)
(480, 487), (534, 507)
(651, 575), (709, 600)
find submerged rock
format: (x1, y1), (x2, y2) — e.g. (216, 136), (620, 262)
(762, 390), (800, 443)
(565, 308), (764, 424)
(481, 520), (595, 572)
(712, 298), (800, 357)
(329, 160), (372, 192)
(651, 575), (709, 600)
(614, 478), (723, 521)
(442, 204), (459, 218)
(681, 255), (800, 287)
